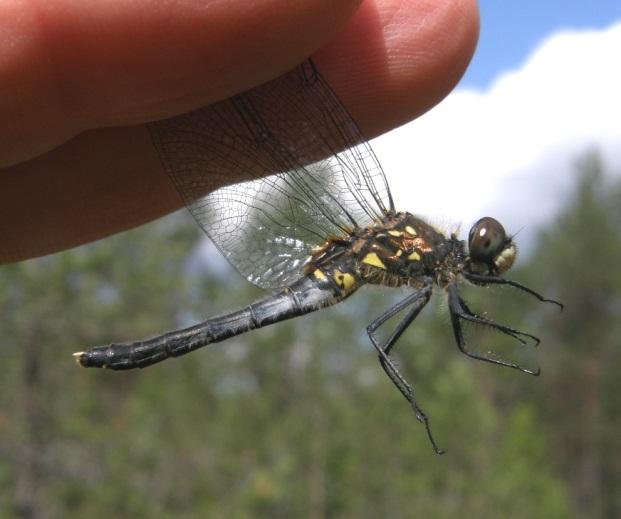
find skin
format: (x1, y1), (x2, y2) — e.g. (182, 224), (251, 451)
(0, 0), (479, 264)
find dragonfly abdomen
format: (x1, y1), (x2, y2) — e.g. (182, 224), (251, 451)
(76, 271), (356, 370)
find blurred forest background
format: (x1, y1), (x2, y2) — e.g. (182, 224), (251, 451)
(1, 151), (620, 518)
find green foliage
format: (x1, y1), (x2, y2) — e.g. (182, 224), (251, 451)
(523, 152), (621, 518)
(3, 152), (619, 516)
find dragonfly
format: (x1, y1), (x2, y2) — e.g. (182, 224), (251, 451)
(74, 60), (562, 453)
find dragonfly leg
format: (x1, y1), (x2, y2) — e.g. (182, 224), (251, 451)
(446, 284), (541, 376)
(366, 281), (444, 454)
(463, 272), (563, 310)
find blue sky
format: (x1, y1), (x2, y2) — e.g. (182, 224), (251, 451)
(461, 0), (621, 88)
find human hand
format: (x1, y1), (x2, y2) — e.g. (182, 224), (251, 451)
(0, 0), (478, 263)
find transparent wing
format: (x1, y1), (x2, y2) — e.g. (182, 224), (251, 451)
(149, 60), (394, 290)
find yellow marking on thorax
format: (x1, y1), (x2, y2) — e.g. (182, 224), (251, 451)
(313, 269), (327, 281)
(362, 252), (386, 269)
(405, 225), (417, 236)
(396, 249), (403, 257)
(388, 230), (403, 237)
(408, 251), (421, 261)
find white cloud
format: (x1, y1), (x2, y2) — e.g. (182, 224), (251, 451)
(372, 21), (621, 248)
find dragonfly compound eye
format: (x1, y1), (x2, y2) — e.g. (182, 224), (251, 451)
(468, 217), (516, 274)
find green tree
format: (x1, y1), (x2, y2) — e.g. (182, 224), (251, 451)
(0, 179), (588, 516)
(0, 215), (200, 517)
(524, 151), (621, 518)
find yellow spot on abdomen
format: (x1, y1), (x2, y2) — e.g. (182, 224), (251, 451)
(333, 269), (356, 291)
(362, 252), (386, 269)
(405, 225), (417, 236)
(408, 251), (421, 261)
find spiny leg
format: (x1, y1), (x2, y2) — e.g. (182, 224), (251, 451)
(463, 272), (563, 310)
(367, 283), (433, 355)
(458, 296), (541, 346)
(366, 282), (444, 454)
(366, 284), (432, 390)
(447, 284), (540, 376)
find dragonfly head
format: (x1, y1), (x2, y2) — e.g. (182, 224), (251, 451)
(466, 217), (516, 276)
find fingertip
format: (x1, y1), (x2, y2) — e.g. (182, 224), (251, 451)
(314, 0), (480, 137)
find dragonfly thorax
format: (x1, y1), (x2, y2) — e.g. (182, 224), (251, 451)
(345, 212), (466, 289)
